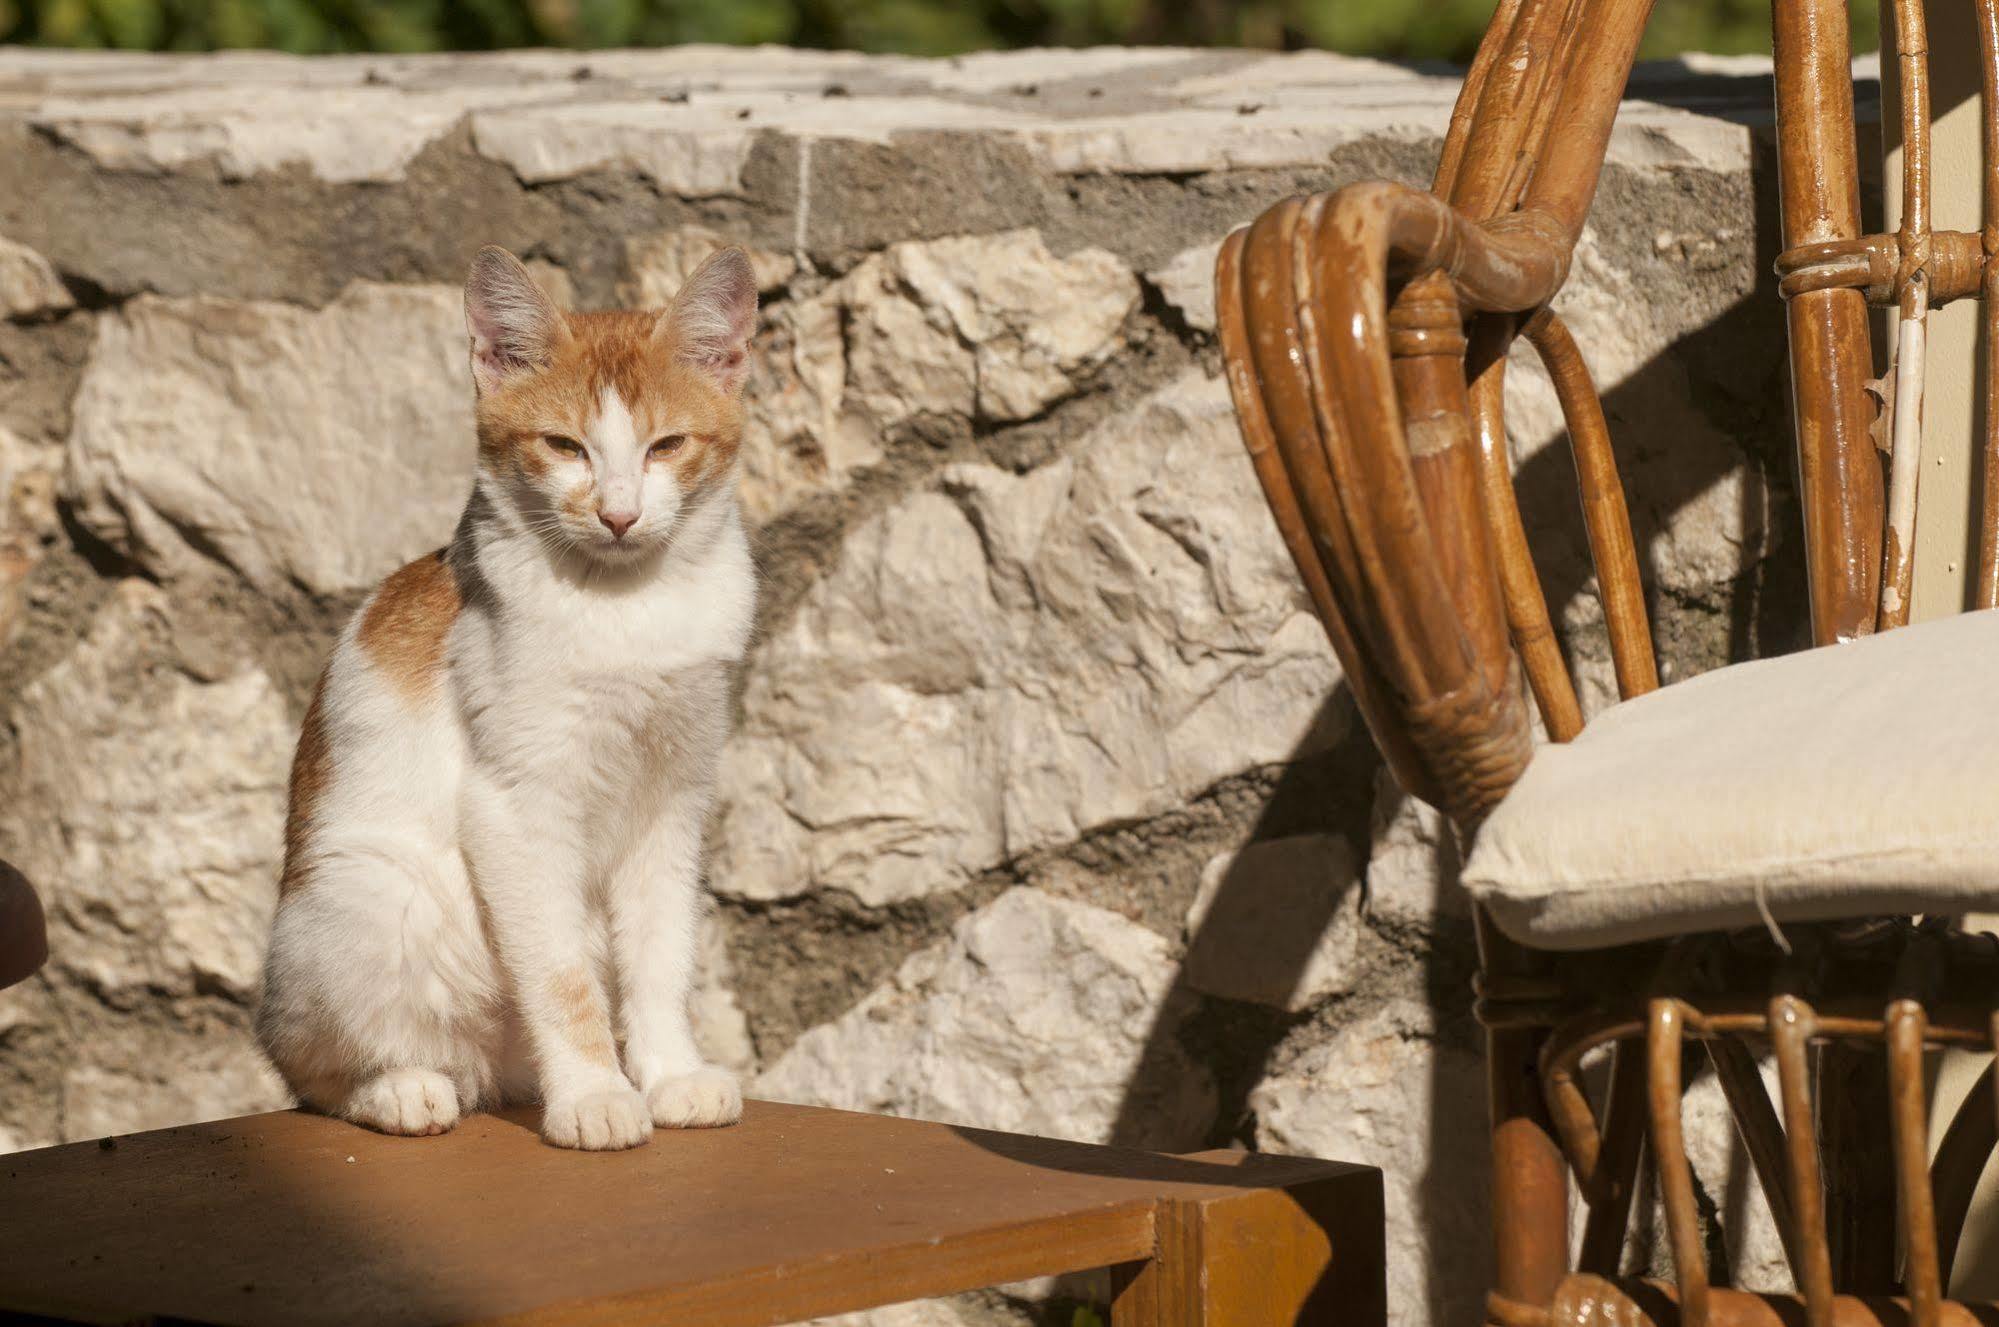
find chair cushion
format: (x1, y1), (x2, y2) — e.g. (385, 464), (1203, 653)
(1462, 608), (1999, 949)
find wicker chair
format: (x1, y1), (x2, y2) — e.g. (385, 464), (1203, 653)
(1216, 1), (1999, 1324)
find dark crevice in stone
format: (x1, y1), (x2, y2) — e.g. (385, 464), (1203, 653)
(1134, 260), (1209, 348)
(56, 502), (144, 583)
(51, 272), (126, 315)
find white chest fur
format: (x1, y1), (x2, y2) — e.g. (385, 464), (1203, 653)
(449, 499), (755, 791)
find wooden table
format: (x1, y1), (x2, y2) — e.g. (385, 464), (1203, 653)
(0, 1100), (1383, 1326)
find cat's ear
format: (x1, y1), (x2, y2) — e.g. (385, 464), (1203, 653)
(464, 246), (568, 395)
(656, 246), (757, 394)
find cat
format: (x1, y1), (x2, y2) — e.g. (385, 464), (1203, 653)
(256, 244), (758, 1151)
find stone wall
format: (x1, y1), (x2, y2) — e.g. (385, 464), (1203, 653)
(0, 45), (1828, 1326)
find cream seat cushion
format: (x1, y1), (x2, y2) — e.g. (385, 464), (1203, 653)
(1461, 608), (1999, 949)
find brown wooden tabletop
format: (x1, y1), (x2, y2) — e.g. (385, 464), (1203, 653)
(0, 1100), (1382, 1327)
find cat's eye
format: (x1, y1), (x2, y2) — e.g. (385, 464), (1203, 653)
(648, 434), (689, 460)
(544, 435), (585, 459)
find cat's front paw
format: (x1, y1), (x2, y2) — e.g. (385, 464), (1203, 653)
(541, 1087), (652, 1151)
(343, 1068), (460, 1137)
(646, 1067), (742, 1129)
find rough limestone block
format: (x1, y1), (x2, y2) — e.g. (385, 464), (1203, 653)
(1147, 240), (1221, 333)
(1, 580), (291, 1001)
(35, 80), (572, 183)
(738, 288), (881, 526)
(61, 1051), (285, 1143)
(63, 283), (474, 596)
(1183, 834), (1361, 1010)
(0, 424), (61, 647)
(849, 231), (1136, 424)
(757, 887), (1216, 1151)
(713, 372), (1343, 907)
(0, 579), (292, 1146)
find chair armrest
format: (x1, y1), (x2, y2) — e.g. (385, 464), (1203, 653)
(1215, 0), (1658, 832)
(1218, 188), (1548, 828)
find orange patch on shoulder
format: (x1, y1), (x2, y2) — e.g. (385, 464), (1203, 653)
(355, 550), (462, 701)
(279, 677), (331, 899)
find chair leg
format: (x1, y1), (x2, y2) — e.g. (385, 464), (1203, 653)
(1480, 912), (1571, 1315)
(1489, 1023), (1572, 1310)
(1110, 1171), (1386, 1326)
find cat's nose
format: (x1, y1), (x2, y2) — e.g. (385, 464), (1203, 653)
(598, 509), (638, 539)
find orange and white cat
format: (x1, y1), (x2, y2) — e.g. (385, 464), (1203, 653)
(257, 245), (757, 1150)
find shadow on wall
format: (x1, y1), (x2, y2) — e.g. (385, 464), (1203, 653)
(1060, 120), (1815, 1326)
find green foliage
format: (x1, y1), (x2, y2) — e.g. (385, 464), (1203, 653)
(1638, 0), (1881, 59)
(0, 0), (1881, 59)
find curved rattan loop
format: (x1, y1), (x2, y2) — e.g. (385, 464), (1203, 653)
(1344, 186), (1573, 314)
(1648, 1001), (1709, 1326)
(1468, 317), (1587, 741)
(1216, 211), (1442, 805)
(1291, 188), (1535, 825)
(1521, 308), (1659, 700)
(1218, 0), (1656, 828)
(1216, 183), (1570, 826)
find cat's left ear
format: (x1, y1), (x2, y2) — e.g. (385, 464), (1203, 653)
(656, 246), (757, 394)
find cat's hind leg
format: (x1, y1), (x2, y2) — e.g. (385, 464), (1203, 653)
(260, 588), (498, 1138)
(259, 843), (499, 1138)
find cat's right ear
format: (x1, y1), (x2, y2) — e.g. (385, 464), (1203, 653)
(464, 246), (567, 396)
